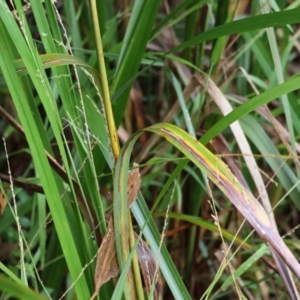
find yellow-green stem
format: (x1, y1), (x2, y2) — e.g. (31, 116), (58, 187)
(90, 0), (119, 160)
(89, 3), (142, 300)
(129, 212), (145, 300)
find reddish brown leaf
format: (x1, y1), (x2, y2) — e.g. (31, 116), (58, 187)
(0, 242), (17, 261)
(91, 217), (118, 300)
(0, 192), (7, 215)
(91, 164), (141, 299)
(136, 236), (162, 300)
(127, 163), (141, 207)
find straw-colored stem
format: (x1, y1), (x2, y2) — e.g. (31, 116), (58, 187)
(90, 0), (119, 160)
(89, 2), (142, 299)
(129, 212), (145, 300)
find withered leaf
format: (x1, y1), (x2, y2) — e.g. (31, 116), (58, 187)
(90, 217), (118, 300)
(0, 192), (7, 215)
(127, 163), (141, 207)
(136, 235), (162, 300)
(91, 163), (141, 299)
(0, 242), (17, 261)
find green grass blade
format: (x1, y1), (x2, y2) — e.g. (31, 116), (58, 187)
(0, 4), (92, 298)
(219, 244), (268, 291)
(240, 115), (300, 208)
(114, 134), (192, 300)
(111, 0), (161, 126)
(161, 212), (251, 248)
(132, 194), (193, 300)
(0, 275), (47, 300)
(169, 72), (195, 137)
(201, 75), (300, 144)
(172, 9), (300, 53)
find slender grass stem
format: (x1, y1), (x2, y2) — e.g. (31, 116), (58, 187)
(90, 0), (119, 160)
(89, 2), (142, 299)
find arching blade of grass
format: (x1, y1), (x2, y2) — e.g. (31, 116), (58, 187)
(113, 134), (192, 300)
(201, 75), (300, 145)
(0, 52), (114, 169)
(140, 124), (300, 279)
(172, 8), (300, 53)
(113, 122), (300, 299)
(140, 75), (300, 237)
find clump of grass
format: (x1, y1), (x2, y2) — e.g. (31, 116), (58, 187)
(1, 1), (300, 299)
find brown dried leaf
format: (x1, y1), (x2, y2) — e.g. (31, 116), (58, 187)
(91, 164), (141, 299)
(0, 242), (17, 261)
(127, 163), (141, 207)
(136, 237), (162, 300)
(0, 192), (7, 215)
(90, 217), (119, 300)
(130, 82), (147, 145)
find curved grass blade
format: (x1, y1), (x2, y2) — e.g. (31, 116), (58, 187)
(113, 121), (300, 299)
(172, 9), (300, 53)
(201, 75), (300, 145)
(144, 123), (300, 280)
(113, 134), (192, 300)
(0, 53), (114, 169)
(117, 76), (300, 213)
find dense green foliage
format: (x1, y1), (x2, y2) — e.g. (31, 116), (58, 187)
(1, 1), (300, 299)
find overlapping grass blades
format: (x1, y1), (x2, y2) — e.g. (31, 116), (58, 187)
(1, 1), (300, 299)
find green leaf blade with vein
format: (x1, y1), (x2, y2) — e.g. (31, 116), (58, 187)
(159, 212), (251, 248)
